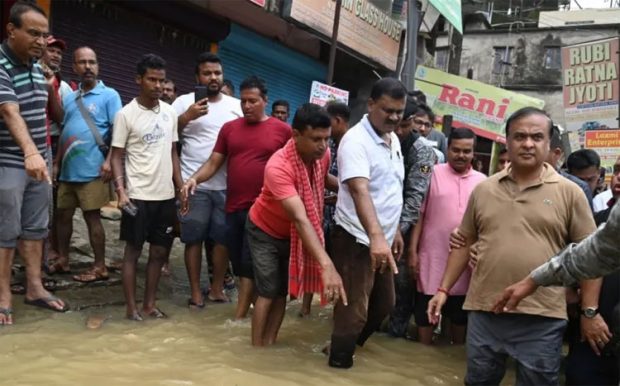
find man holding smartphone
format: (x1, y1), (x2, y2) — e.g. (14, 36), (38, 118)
(172, 53), (242, 308)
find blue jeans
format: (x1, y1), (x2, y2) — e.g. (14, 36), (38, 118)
(465, 311), (566, 386)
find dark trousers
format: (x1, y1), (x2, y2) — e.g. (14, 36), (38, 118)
(329, 225), (395, 367)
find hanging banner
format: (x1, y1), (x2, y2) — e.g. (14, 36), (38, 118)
(562, 37), (620, 176)
(414, 66), (545, 142)
(309, 81), (349, 106)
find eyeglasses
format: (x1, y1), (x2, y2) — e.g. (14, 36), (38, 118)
(24, 28), (51, 40)
(413, 118), (432, 128)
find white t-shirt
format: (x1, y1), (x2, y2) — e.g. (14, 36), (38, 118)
(334, 115), (405, 246)
(172, 92), (242, 191)
(112, 99), (179, 201)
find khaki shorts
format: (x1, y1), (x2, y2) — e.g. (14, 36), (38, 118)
(57, 179), (110, 211)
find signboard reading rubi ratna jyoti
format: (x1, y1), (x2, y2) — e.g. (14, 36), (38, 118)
(282, 0), (402, 70)
(414, 66), (545, 142)
(562, 37), (620, 177)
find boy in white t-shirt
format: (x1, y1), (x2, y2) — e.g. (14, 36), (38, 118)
(110, 54), (183, 321)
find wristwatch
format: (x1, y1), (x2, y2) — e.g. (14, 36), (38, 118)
(580, 307), (599, 318)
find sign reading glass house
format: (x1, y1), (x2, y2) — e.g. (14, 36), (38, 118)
(283, 0), (402, 71)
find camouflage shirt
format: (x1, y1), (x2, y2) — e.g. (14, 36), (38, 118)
(531, 199), (620, 286)
(399, 132), (435, 235)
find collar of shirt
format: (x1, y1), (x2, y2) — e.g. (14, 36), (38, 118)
(361, 114), (391, 147)
(78, 80), (106, 96)
(497, 163), (561, 186)
(0, 41), (36, 68)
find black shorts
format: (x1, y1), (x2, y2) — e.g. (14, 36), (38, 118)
(120, 198), (176, 250)
(226, 209), (253, 279)
(413, 292), (467, 327)
(246, 218), (290, 299)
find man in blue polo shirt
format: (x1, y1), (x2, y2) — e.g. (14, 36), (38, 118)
(0, 1), (66, 325)
(51, 46), (122, 283)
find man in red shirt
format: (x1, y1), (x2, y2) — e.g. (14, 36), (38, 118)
(246, 103), (346, 346)
(181, 76), (291, 319)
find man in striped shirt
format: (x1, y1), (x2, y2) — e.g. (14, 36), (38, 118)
(0, 1), (67, 325)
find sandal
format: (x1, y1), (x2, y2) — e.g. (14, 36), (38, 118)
(0, 307), (13, 325)
(145, 308), (168, 319)
(73, 267), (109, 283)
(10, 283), (26, 295)
(46, 260), (71, 275)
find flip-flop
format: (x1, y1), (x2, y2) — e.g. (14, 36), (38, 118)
(46, 261), (71, 275)
(10, 283), (26, 295)
(145, 308), (168, 319)
(126, 312), (144, 322)
(24, 295), (69, 313)
(207, 295), (229, 303)
(73, 267), (109, 283)
(0, 307), (13, 325)
(188, 299), (205, 309)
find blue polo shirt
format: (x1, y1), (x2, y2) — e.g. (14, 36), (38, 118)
(0, 42), (48, 169)
(59, 81), (122, 182)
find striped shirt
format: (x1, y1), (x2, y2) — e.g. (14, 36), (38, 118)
(0, 42), (48, 169)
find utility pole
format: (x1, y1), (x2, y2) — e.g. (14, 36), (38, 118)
(402, 0), (420, 90)
(326, 0), (342, 85)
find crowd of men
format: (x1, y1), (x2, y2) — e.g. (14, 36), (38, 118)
(0, 1), (618, 383)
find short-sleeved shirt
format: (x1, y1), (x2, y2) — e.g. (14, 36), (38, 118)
(334, 114), (405, 246)
(0, 42), (48, 169)
(417, 164), (486, 296)
(48, 78), (73, 137)
(59, 81), (122, 182)
(459, 164), (596, 319)
(111, 99), (178, 201)
(172, 92), (242, 191)
(213, 116), (292, 213)
(250, 146), (331, 239)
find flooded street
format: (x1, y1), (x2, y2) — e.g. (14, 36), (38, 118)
(0, 214), (512, 386)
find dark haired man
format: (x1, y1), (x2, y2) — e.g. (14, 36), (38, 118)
(495, 147), (509, 173)
(387, 96), (435, 338)
(547, 126), (593, 209)
(412, 103), (446, 160)
(173, 52), (242, 307)
(182, 75), (291, 320)
(427, 107), (600, 385)
(567, 149), (600, 197)
(409, 128), (485, 345)
(328, 78), (406, 368)
(161, 79), (177, 104)
(111, 54), (182, 320)
(53, 46), (122, 283)
(222, 79), (234, 97)
(271, 99), (290, 122)
(300, 100), (350, 317)
(246, 103), (346, 345)
(0, 0), (66, 323)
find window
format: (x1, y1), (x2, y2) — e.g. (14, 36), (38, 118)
(435, 47), (449, 71)
(493, 47), (513, 74)
(543, 47), (561, 70)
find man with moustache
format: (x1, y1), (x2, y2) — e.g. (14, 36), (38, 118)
(427, 107), (600, 385)
(328, 78), (406, 368)
(173, 53), (242, 307)
(409, 128), (485, 345)
(52, 46), (122, 283)
(182, 76), (291, 320)
(161, 79), (177, 104)
(0, 1), (66, 324)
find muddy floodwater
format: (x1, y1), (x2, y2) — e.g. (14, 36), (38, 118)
(0, 214), (516, 386)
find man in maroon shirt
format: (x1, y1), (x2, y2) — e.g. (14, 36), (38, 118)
(181, 76), (291, 319)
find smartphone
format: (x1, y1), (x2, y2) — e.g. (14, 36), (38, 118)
(194, 85), (209, 103)
(122, 201), (138, 217)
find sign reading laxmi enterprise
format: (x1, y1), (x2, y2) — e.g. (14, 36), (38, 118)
(414, 66), (545, 142)
(282, 0), (402, 71)
(309, 81), (349, 106)
(562, 38), (620, 175)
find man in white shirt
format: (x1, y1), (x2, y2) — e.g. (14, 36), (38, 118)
(172, 53), (242, 307)
(110, 54), (183, 321)
(328, 78), (406, 368)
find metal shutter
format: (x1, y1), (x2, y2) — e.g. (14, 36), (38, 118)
(218, 24), (326, 121)
(51, 1), (217, 103)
